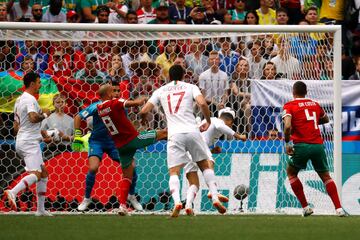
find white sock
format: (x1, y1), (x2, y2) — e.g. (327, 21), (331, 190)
(202, 169), (218, 202)
(36, 178), (48, 212)
(169, 175), (181, 204)
(185, 185), (198, 209)
(11, 174), (38, 195)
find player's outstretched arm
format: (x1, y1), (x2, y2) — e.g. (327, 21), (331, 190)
(124, 96), (148, 108)
(195, 95), (211, 131)
(28, 112), (47, 123)
(234, 133), (247, 141)
(13, 120), (19, 135)
(211, 146), (222, 154)
(139, 102), (155, 126)
(283, 115), (294, 155)
(74, 114), (82, 130)
(319, 115), (329, 125)
(72, 114), (84, 152)
(215, 121), (246, 141)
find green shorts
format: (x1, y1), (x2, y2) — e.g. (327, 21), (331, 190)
(117, 130), (157, 169)
(288, 143), (329, 173)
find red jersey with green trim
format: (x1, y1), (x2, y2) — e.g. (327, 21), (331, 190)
(97, 98), (138, 148)
(282, 98), (326, 144)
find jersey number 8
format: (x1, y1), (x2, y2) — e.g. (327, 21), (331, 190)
(101, 115), (119, 135)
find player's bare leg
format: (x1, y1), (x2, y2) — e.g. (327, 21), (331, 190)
(185, 171), (199, 216)
(78, 156), (101, 211)
(197, 160), (226, 214)
(317, 171), (346, 216)
(169, 166), (183, 217)
(205, 161), (229, 203)
(287, 165), (313, 217)
(34, 165), (52, 217)
(117, 160), (135, 216)
(5, 170), (41, 211)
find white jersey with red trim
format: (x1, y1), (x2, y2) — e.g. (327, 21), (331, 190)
(148, 81), (202, 137)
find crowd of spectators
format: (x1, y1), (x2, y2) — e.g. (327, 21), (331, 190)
(0, 0), (359, 139)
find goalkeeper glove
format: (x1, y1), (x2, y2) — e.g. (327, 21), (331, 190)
(71, 129), (84, 152)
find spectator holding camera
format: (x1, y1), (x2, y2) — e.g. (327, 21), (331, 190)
(187, 5), (209, 24)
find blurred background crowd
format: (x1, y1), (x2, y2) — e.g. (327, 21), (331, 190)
(0, 0), (359, 141)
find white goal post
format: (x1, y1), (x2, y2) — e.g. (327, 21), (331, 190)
(0, 22), (342, 214)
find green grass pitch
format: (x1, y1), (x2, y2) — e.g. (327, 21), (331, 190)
(0, 214), (359, 240)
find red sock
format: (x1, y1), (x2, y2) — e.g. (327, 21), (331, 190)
(119, 178), (132, 205)
(289, 177), (308, 208)
(324, 179), (342, 209)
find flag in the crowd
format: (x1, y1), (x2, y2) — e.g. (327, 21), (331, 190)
(0, 71), (59, 113)
(52, 77), (100, 116)
(250, 80), (360, 141)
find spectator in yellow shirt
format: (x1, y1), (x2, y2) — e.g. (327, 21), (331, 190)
(256, 0), (277, 25)
(155, 40), (180, 80)
(319, 0), (345, 23)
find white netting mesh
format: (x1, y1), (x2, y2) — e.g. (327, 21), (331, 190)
(0, 25), (338, 214)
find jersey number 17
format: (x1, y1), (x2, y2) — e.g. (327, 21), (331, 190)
(167, 91), (185, 114)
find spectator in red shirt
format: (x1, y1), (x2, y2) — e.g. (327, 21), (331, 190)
(45, 51), (71, 78)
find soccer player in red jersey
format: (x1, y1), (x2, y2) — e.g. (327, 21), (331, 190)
(97, 84), (167, 215)
(282, 81), (346, 217)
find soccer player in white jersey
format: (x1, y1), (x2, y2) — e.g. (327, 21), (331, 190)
(4, 72), (52, 216)
(140, 65), (226, 217)
(184, 107), (247, 215)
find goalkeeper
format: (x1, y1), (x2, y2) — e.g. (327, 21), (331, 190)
(72, 83), (143, 212)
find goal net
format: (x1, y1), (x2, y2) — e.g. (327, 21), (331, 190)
(0, 23), (341, 215)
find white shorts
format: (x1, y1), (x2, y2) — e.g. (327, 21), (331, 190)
(183, 153), (214, 174)
(16, 140), (44, 172)
(167, 132), (212, 169)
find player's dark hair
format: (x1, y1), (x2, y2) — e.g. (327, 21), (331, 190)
(169, 64), (184, 81)
(220, 112), (234, 122)
(23, 72), (40, 88)
(293, 81), (307, 97)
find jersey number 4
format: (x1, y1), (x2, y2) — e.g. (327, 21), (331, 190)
(101, 115), (119, 135)
(167, 91), (185, 114)
(305, 109), (318, 129)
